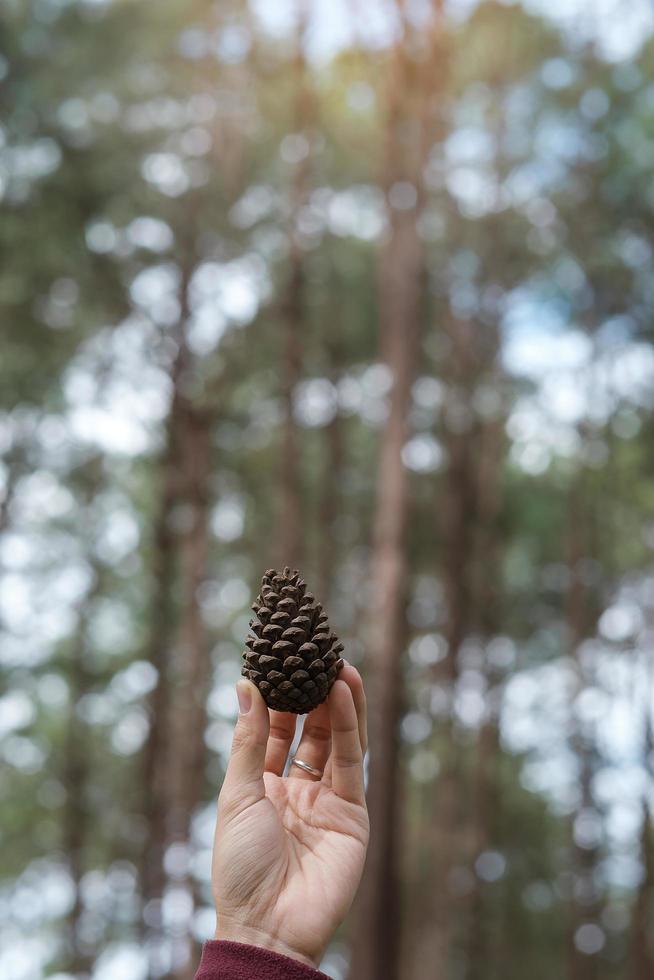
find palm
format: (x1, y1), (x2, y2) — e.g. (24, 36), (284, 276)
(215, 772), (368, 961)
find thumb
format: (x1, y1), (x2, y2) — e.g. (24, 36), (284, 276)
(219, 679), (270, 817)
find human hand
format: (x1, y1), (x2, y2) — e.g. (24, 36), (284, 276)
(211, 664), (369, 969)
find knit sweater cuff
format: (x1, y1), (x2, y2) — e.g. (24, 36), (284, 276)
(195, 940), (331, 979)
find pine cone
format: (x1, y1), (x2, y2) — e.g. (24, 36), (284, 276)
(242, 567), (345, 713)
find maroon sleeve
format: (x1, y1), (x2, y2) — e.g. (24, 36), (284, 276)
(195, 940), (332, 980)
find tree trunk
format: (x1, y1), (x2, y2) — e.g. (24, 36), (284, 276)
(414, 315), (478, 980)
(0, 459), (18, 535)
(630, 798), (654, 980)
(316, 312), (344, 604)
(275, 2), (312, 572)
(458, 87), (509, 978)
(466, 408), (506, 980)
(566, 475), (603, 980)
(169, 401), (214, 980)
(63, 614), (94, 979)
(62, 458), (104, 979)
(347, 233), (422, 980)
(348, 10), (446, 979)
(168, 403), (213, 844)
(629, 671), (654, 980)
(139, 243), (215, 980)
(277, 258), (304, 571)
(140, 277), (193, 933)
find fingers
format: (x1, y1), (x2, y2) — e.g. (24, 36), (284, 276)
(289, 699), (332, 781)
(264, 710), (297, 776)
(328, 678), (365, 805)
(219, 680), (270, 817)
(324, 664), (367, 785)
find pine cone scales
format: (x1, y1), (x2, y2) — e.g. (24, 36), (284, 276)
(242, 567), (345, 713)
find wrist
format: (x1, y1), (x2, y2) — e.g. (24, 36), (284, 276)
(214, 918), (319, 970)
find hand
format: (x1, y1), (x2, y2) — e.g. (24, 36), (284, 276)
(211, 664), (369, 969)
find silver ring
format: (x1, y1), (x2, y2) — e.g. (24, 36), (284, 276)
(291, 757), (323, 778)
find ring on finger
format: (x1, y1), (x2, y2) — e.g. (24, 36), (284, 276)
(291, 757), (323, 778)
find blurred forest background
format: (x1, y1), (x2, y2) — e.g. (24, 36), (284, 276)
(2, 0), (654, 978)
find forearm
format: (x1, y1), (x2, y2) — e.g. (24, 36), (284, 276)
(195, 940), (331, 979)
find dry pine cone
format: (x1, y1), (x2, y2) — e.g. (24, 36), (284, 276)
(242, 567), (345, 713)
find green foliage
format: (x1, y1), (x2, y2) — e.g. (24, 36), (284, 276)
(1, 1), (653, 978)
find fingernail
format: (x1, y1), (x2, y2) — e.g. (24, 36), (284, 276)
(236, 681), (252, 715)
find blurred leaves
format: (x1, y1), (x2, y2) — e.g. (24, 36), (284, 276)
(1, 1), (654, 978)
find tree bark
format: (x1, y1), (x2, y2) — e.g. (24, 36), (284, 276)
(566, 474), (604, 980)
(630, 798), (654, 980)
(277, 258), (304, 571)
(137, 190), (221, 975)
(347, 8), (445, 978)
(629, 674), (654, 980)
(0, 460), (18, 536)
(63, 609), (94, 979)
(0, 438), (26, 538)
(316, 310), (344, 605)
(347, 235), (422, 980)
(169, 398), (214, 980)
(275, 2), (312, 572)
(414, 316), (479, 980)
(140, 273), (193, 929)
(466, 408), (506, 980)
(62, 458), (104, 979)
(168, 403), (213, 842)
